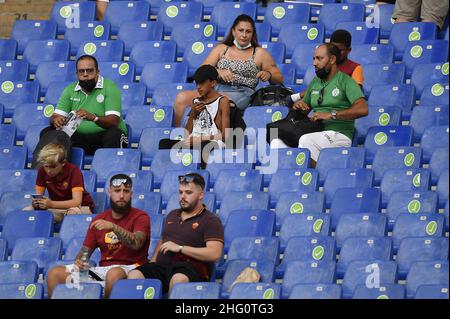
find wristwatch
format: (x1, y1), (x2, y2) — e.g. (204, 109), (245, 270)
(178, 245), (184, 253)
(331, 110), (337, 120)
(93, 116), (99, 122)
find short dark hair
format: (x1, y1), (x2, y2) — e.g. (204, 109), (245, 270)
(222, 14), (259, 48)
(76, 55), (99, 70)
(320, 43), (341, 63)
(178, 173), (205, 190)
(330, 29), (352, 48)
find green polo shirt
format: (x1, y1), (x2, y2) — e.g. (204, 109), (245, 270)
(55, 76), (126, 135)
(303, 71), (365, 140)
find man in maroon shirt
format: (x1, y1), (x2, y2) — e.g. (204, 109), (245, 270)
(46, 174), (151, 299)
(128, 173), (224, 295)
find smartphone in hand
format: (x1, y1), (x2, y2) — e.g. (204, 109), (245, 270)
(31, 194), (44, 199)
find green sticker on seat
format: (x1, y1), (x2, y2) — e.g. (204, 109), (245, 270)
(404, 153), (415, 167)
(313, 219), (323, 233)
(377, 294), (389, 299)
(166, 5), (179, 18)
(273, 6), (286, 19)
(374, 132), (388, 145)
(154, 109), (166, 122)
(410, 45), (423, 58)
(442, 62), (449, 75)
(60, 5), (72, 18)
(431, 83), (444, 96)
(182, 153), (193, 166)
(192, 42), (205, 55)
(1, 81), (14, 94)
(84, 42), (97, 55)
(378, 113), (390, 126)
(301, 172), (313, 185)
(119, 63), (129, 76)
(204, 25), (214, 37)
(412, 173), (421, 187)
(312, 246), (324, 260)
(44, 105), (55, 118)
(94, 25), (105, 38)
(25, 284), (37, 299)
(408, 31), (421, 41)
(290, 202), (304, 214)
(426, 221), (437, 235)
(144, 287), (155, 299)
(407, 200), (421, 213)
(296, 152), (306, 166)
(263, 288), (275, 299)
(271, 111), (282, 122)
(307, 28), (319, 40)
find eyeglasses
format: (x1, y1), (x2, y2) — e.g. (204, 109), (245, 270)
(111, 178), (131, 187)
(178, 175), (195, 183)
(317, 87), (325, 106)
(77, 68), (96, 75)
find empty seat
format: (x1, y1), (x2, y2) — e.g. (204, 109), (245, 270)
(119, 83), (147, 117)
(12, 20), (57, 55)
(118, 21), (164, 56)
(65, 21), (111, 56)
(259, 42), (285, 64)
(98, 61), (136, 83)
(76, 40), (124, 63)
(125, 105), (174, 143)
(211, 2), (257, 37)
(151, 82), (196, 107)
(141, 62), (188, 96)
(171, 22), (217, 58)
(165, 191), (216, 215)
(110, 279), (162, 299)
(350, 44), (395, 66)
(373, 3), (395, 39)
(0, 146), (27, 170)
(0, 283), (43, 299)
(0, 124), (15, 147)
(402, 40), (449, 77)
(318, 3), (365, 37)
(131, 192), (162, 216)
(130, 41), (177, 75)
(158, 2), (203, 36)
(411, 62), (449, 99)
(230, 283), (281, 299)
(0, 261), (39, 284)
(410, 105), (449, 144)
(170, 282), (221, 299)
(0, 61), (29, 82)
(51, 283), (102, 299)
(255, 22), (272, 42)
(335, 21), (379, 45)
(214, 169), (263, 204)
(420, 126), (449, 163)
(50, 1), (96, 34)
(292, 43), (320, 79)
(226, 236), (280, 266)
(183, 41), (217, 78)
(0, 81), (40, 117)
(389, 22), (437, 60)
(64, 236), (101, 265)
(44, 81), (74, 106)
(243, 106), (289, 129)
(437, 169), (449, 208)
(219, 192), (269, 225)
(353, 284), (405, 299)
(278, 24), (324, 59)
(429, 147), (449, 185)
(264, 3), (309, 37)
(23, 40), (70, 74)
(406, 260), (449, 298)
(420, 83), (449, 106)
(0, 169), (37, 199)
(361, 63), (405, 97)
(289, 283), (342, 299)
(35, 61), (76, 96)
(0, 39), (17, 60)
(0, 239), (6, 261)
(138, 127), (185, 166)
(414, 284), (449, 299)
(58, 214), (96, 251)
(368, 84), (416, 121)
(104, 1), (150, 35)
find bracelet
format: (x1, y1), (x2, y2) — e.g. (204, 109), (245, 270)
(93, 116), (99, 122)
(178, 245), (184, 253)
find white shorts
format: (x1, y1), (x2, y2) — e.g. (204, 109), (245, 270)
(66, 264), (138, 286)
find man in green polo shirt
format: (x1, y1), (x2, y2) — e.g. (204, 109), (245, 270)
(271, 43), (368, 167)
(43, 55), (127, 156)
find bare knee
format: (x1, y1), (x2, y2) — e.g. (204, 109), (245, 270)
(105, 267), (127, 283)
(127, 269), (145, 279)
(170, 273), (189, 285)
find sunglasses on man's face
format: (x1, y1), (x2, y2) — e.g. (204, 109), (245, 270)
(178, 175), (195, 183)
(111, 178), (131, 187)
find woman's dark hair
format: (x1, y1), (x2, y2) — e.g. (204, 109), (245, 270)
(222, 14), (259, 48)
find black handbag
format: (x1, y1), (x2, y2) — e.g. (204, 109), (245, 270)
(249, 85), (294, 107)
(266, 109), (324, 147)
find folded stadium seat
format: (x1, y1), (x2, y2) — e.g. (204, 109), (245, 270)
(0, 39), (17, 60)
(402, 40), (449, 78)
(166, 192), (216, 215)
(406, 260), (449, 299)
(268, 169), (319, 209)
(289, 283), (342, 299)
(364, 125), (413, 164)
(58, 214), (96, 252)
(150, 149), (201, 188)
(90, 192), (107, 215)
(276, 236), (336, 278)
(301, 65), (317, 87)
(51, 283), (102, 299)
(35, 61), (76, 97)
(0, 170), (37, 201)
(44, 81), (75, 106)
(118, 21), (164, 57)
(414, 284), (449, 299)
(278, 24), (324, 60)
(157, 2), (203, 36)
(140, 62), (188, 96)
(359, 63), (405, 97)
(0, 239), (7, 261)
(91, 148), (142, 187)
(118, 83), (147, 118)
(342, 260), (398, 299)
(151, 82), (195, 107)
(410, 62), (449, 99)
(110, 279), (162, 299)
(130, 192), (162, 216)
(429, 147), (449, 185)
(223, 210), (276, 253)
(170, 22), (216, 58)
(23, 40), (70, 74)
(255, 22), (272, 43)
(138, 127), (185, 166)
(353, 284), (405, 299)
(281, 260), (336, 299)
(50, 1), (96, 35)
(316, 147), (365, 186)
(130, 41), (177, 75)
(0, 124), (15, 147)
(214, 169), (263, 205)
(318, 3), (365, 38)
(279, 214), (331, 252)
(221, 259), (276, 299)
(170, 282), (221, 299)
(0, 283), (43, 299)
(13, 103), (58, 140)
(386, 191), (438, 231)
(392, 214), (445, 253)
(419, 82), (449, 106)
(420, 125), (449, 163)
(373, 3), (395, 39)
(11, 20), (57, 55)
(211, 2), (257, 37)
(65, 21), (111, 56)
(23, 125), (47, 164)
(437, 169), (449, 208)
(0, 61), (29, 82)
(243, 105), (289, 131)
(259, 42), (286, 65)
(98, 61), (136, 83)
(337, 236), (393, 279)
(0, 81), (40, 119)
(182, 41), (217, 78)
(104, 170), (153, 194)
(63, 237), (101, 265)
(229, 283), (281, 300)
(335, 21), (380, 45)
(0, 146), (27, 170)
(0, 261), (39, 284)
(79, 170), (96, 194)
(368, 84), (416, 121)
(104, 1), (150, 36)
(292, 43), (320, 80)
(263, 2), (310, 38)
(76, 40), (125, 63)
(397, 237), (448, 280)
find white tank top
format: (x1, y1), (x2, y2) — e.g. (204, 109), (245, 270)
(191, 96), (223, 138)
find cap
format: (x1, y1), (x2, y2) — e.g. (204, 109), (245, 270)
(110, 173), (133, 188)
(190, 64), (218, 83)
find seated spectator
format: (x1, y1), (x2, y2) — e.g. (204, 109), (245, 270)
(24, 143), (94, 223)
(46, 174), (151, 299)
(173, 14), (284, 126)
(393, 0), (448, 29)
(127, 173), (223, 295)
(96, 0), (108, 20)
(271, 44), (369, 167)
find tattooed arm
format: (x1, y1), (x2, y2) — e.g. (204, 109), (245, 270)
(90, 219), (148, 251)
(74, 246), (95, 269)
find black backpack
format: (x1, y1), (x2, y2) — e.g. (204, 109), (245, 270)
(249, 85), (295, 107)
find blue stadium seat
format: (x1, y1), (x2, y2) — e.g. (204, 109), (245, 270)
(165, 191), (216, 215)
(289, 284), (342, 299)
(264, 3), (310, 37)
(23, 40), (70, 74)
(50, 1), (96, 35)
(118, 21), (164, 56)
(277, 236), (336, 278)
(0, 283), (43, 299)
(259, 42), (285, 64)
(193, 0), (228, 16)
(44, 81), (74, 106)
(58, 214), (96, 252)
(0, 39), (17, 60)
(243, 106), (289, 130)
(324, 168), (374, 209)
(292, 43), (320, 79)
(230, 283), (281, 299)
(152, 82), (195, 107)
(255, 22), (272, 43)
(0, 146), (27, 170)
(104, 170), (153, 194)
(118, 83), (147, 117)
(316, 147), (365, 186)
(141, 62), (188, 96)
(337, 237), (393, 278)
(35, 62), (76, 96)
(437, 169), (449, 208)
(361, 63), (405, 97)
(76, 40), (124, 63)
(171, 22), (217, 57)
(63, 236), (101, 265)
(98, 61), (136, 83)
(0, 61), (29, 82)
(410, 106), (449, 144)
(386, 191), (438, 231)
(0, 81), (40, 120)
(429, 147), (449, 185)
(52, 283), (103, 299)
(11, 237), (62, 274)
(411, 62), (449, 99)
(81, 170), (97, 194)
(282, 260), (336, 299)
(125, 105), (174, 143)
(373, 4), (395, 39)
(0, 169), (37, 199)
(12, 20), (57, 55)
(0, 261), (39, 284)
(138, 127), (184, 166)
(406, 260), (449, 298)
(368, 84), (416, 121)
(354, 105), (402, 145)
(393, 214), (445, 252)
(318, 3), (365, 37)
(414, 284), (449, 299)
(0, 239), (6, 261)
(342, 261), (398, 299)
(0, 103), (3, 122)
(130, 41), (177, 75)
(380, 168), (431, 208)
(402, 40), (449, 77)
(214, 169), (263, 204)
(65, 21), (111, 56)
(182, 41), (217, 78)
(219, 192), (269, 225)
(223, 210), (275, 253)
(105, 1), (150, 35)
(420, 83), (449, 106)
(353, 284), (405, 299)
(91, 149), (142, 187)
(335, 21), (379, 44)
(211, 2), (257, 37)
(170, 282), (221, 299)
(397, 237), (448, 280)
(131, 192), (162, 216)
(278, 24), (324, 59)
(226, 236), (279, 265)
(90, 192), (107, 215)
(389, 22), (437, 60)
(279, 214), (331, 252)
(110, 279), (162, 299)
(420, 126), (449, 163)
(364, 126), (413, 164)
(157, 2), (203, 36)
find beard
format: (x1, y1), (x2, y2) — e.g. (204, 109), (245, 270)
(179, 199), (199, 213)
(110, 199), (132, 216)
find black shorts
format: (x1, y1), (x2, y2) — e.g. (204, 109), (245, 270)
(134, 262), (204, 293)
